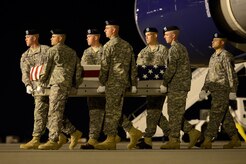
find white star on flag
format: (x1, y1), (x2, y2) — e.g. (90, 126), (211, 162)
(148, 69), (153, 74)
(153, 65), (158, 69)
(154, 74), (159, 79)
(160, 69), (164, 74)
(143, 74), (148, 79)
(137, 65), (166, 80)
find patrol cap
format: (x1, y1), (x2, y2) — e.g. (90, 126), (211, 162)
(50, 29), (66, 35)
(105, 20), (119, 26)
(143, 27), (158, 34)
(25, 29), (39, 35)
(163, 26), (180, 33)
(87, 28), (100, 35)
(213, 33), (226, 39)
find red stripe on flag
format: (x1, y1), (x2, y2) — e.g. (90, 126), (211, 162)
(29, 65), (43, 81)
(82, 70), (100, 77)
(30, 67), (34, 80)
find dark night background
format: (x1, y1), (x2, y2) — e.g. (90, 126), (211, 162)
(2, 0), (146, 142)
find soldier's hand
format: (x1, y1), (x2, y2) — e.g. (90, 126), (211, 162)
(36, 86), (44, 93)
(160, 85), (167, 93)
(97, 86), (105, 93)
(199, 90), (208, 101)
(131, 86), (137, 93)
(229, 92), (237, 100)
(26, 85), (33, 94)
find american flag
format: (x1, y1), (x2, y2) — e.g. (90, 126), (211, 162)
(81, 64), (166, 81)
(82, 65), (100, 78)
(80, 65), (100, 88)
(30, 65), (44, 81)
(137, 65), (166, 80)
(81, 65), (101, 81)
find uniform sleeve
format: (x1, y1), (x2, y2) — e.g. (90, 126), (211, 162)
(201, 72), (210, 91)
(223, 54), (238, 92)
(99, 45), (110, 85)
(73, 56), (83, 88)
(162, 47), (178, 86)
(81, 50), (88, 66)
(38, 49), (54, 86)
(130, 49), (138, 86)
(20, 53), (31, 87)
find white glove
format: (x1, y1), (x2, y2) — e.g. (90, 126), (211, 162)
(131, 86), (137, 93)
(36, 86), (43, 93)
(160, 85), (167, 93)
(97, 86), (105, 93)
(199, 90), (208, 100)
(229, 92), (237, 100)
(26, 85), (33, 94)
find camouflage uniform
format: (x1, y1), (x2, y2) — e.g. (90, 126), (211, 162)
(201, 49), (238, 139)
(162, 41), (192, 139)
(39, 43), (82, 142)
(81, 45), (105, 140)
(136, 44), (170, 138)
(20, 45), (50, 138)
(99, 36), (138, 136)
(82, 44), (137, 138)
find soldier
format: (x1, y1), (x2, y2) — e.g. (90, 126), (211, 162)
(80, 28), (140, 149)
(20, 29), (50, 149)
(135, 27), (170, 149)
(160, 26), (192, 149)
(198, 33), (241, 149)
(94, 20), (142, 150)
(37, 29), (83, 150)
(80, 28), (108, 149)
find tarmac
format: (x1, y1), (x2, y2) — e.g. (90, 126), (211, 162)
(0, 141), (245, 164)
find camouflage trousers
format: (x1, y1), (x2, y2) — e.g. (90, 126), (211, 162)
(167, 91), (188, 138)
(32, 96), (49, 137)
(47, 85), (72, 142)
(205, 90), (238, 139)
(103, 86), (125, 136)
(87, 97), (105, 139)
(145, 96), (170, 137)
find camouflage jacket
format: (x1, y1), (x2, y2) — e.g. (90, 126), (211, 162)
(20, 45), (49, 87)
(136, 43), (168, 66)
(202, 49), (238, 92)
(39, 43), (82, 88)
(162, 41), (191, 92)
(99, 36), (138, 88)
(81, 45), (103, 65)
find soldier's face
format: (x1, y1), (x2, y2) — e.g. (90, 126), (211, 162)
(51, 35), (61, 46)
(212, 38), (224, 50)
(86, 35), (97, 46)
(104, 25), (114, 38)
(164, 31), (174, 44)
(145, 32), (157, 44)
(25, 35), (35, 47)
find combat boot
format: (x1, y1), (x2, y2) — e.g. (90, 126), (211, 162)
(160, 137), (180, 149)
(200, 137), (212, 149)
(127, 126), (143, 149)
(57, 133), (67, 149)
(38, 140), (59, 150)
(20, 136), (40, 149)
(80, 138), (98, 149)
(135, 137), (152, 149)
(188, 128), (201, 149)
(94, 135), (116, 150)
(115, 135), (121, 143)
(223, 134), (241, 149)
(69, 130), (82, 150)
